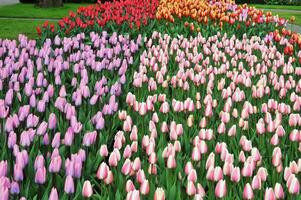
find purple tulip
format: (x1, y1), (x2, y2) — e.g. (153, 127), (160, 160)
(29, 94), (36, 107)
(0, 186), (9, 200)
(51, 132), (61, 148)
(10, 181), (20, 194)
(0, 100), (9, 118)
(37, 121), (48, 135)
(64, 128), (74, 146)
(43, 133), (50, 145)
(13, 164), (23, 181)
(5, 89), (13, 105)
(49, 155), (62, 173)
(64, 175), (74, 194)
(35, 166), (46, 184)
(18, 105), (30, 122)
(83, 131), (97, 147)
(34, 155), (45, 170)
(0, 160), (8, 177)
(48, 113), (56, 130)
(37, 100), (46, 113)
(20, 131), (31, 147)
(7, 131), (17, 149)
(26, 114), (39, 128)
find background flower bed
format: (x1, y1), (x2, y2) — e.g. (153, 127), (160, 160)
(0, 0), (301, 199)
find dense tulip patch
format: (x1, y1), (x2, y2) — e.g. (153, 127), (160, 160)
(1, 0), (301, 199)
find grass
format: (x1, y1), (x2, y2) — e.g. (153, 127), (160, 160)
(0, 3), (89, 39)
(248, 4), (301, 10)
(0, 19), (57, 39)
(0, 3), (90, 19)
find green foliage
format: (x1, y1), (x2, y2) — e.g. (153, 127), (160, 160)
(236, 0), (301, 5)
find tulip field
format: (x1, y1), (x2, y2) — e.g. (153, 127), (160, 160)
(1, 0), (301, 199)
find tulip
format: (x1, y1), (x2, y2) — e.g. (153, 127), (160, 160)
(287, 175), (300, 194)
(274, 183), (284, 199)
(186, 181), (196, 196)
(166, 155), (176, 169)
(264, 188), (276, 200)
(126, 180), (135, 192)
(126, 190), (140, 200)
(35, 166), (46, 184)
(154, 187), (165, 200)
(10, 181), (20, 194)
(0, 161), (7, 177)
(49, 188), (59, 200)
(243, 183), (254, 199)
(49, 155), (62, 173)
(0, 186), (9, 200)
(48, 113), (57, 130)
(104, 170), (114, 184)
(215, 180), (227, 198)
(140, 180), (150, 195)
(99, 145), (109, 157)
(64, 175), (75, 194)
(82, 180), (93, 198)
(230, 167), (240, 183)
(14, 164), (23, 181)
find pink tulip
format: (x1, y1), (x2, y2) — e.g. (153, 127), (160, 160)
(275, 125), (285, 137)
(122, 159), (132, 175)
(274, 183), (284, 199)
(49, 188), (59, 200)
(104, 170), (114, 184)
(228, 125), (236, 136)
(132, 157), (141, 171)
(96, 162), (109, 180)
(252, 175), (262, 190)
(126, 180), (136, 192)
(140, 180), (150, 195)
(186, 181), (196, 196)
(214, 167), (223, 182)
(215, 180), (227, 198)
(191, 147), (201, 161)
(136, 169), (146, 184)
(166, 155), (176, 169)
(256, 119), (265, 134)
(159, 102), (170, 113)
(126, 190), (140, 200)
(99, 145), (109, 157)
(264, 188), (276, 200)
(243, 183), (254, 199)
(109, 152), (118, 167)
(154, 188), (165, 200)
(287, 175), (300, 194)
(82, 180), (93, 198)
(187, 169), (197, 182)
(230, 167), (240, 183)
(257, 167), (268, 182)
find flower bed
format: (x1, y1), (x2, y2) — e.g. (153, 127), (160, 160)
(0, 0), (301, 199)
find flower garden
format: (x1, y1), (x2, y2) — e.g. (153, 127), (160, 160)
(0, 0), (301, 199)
